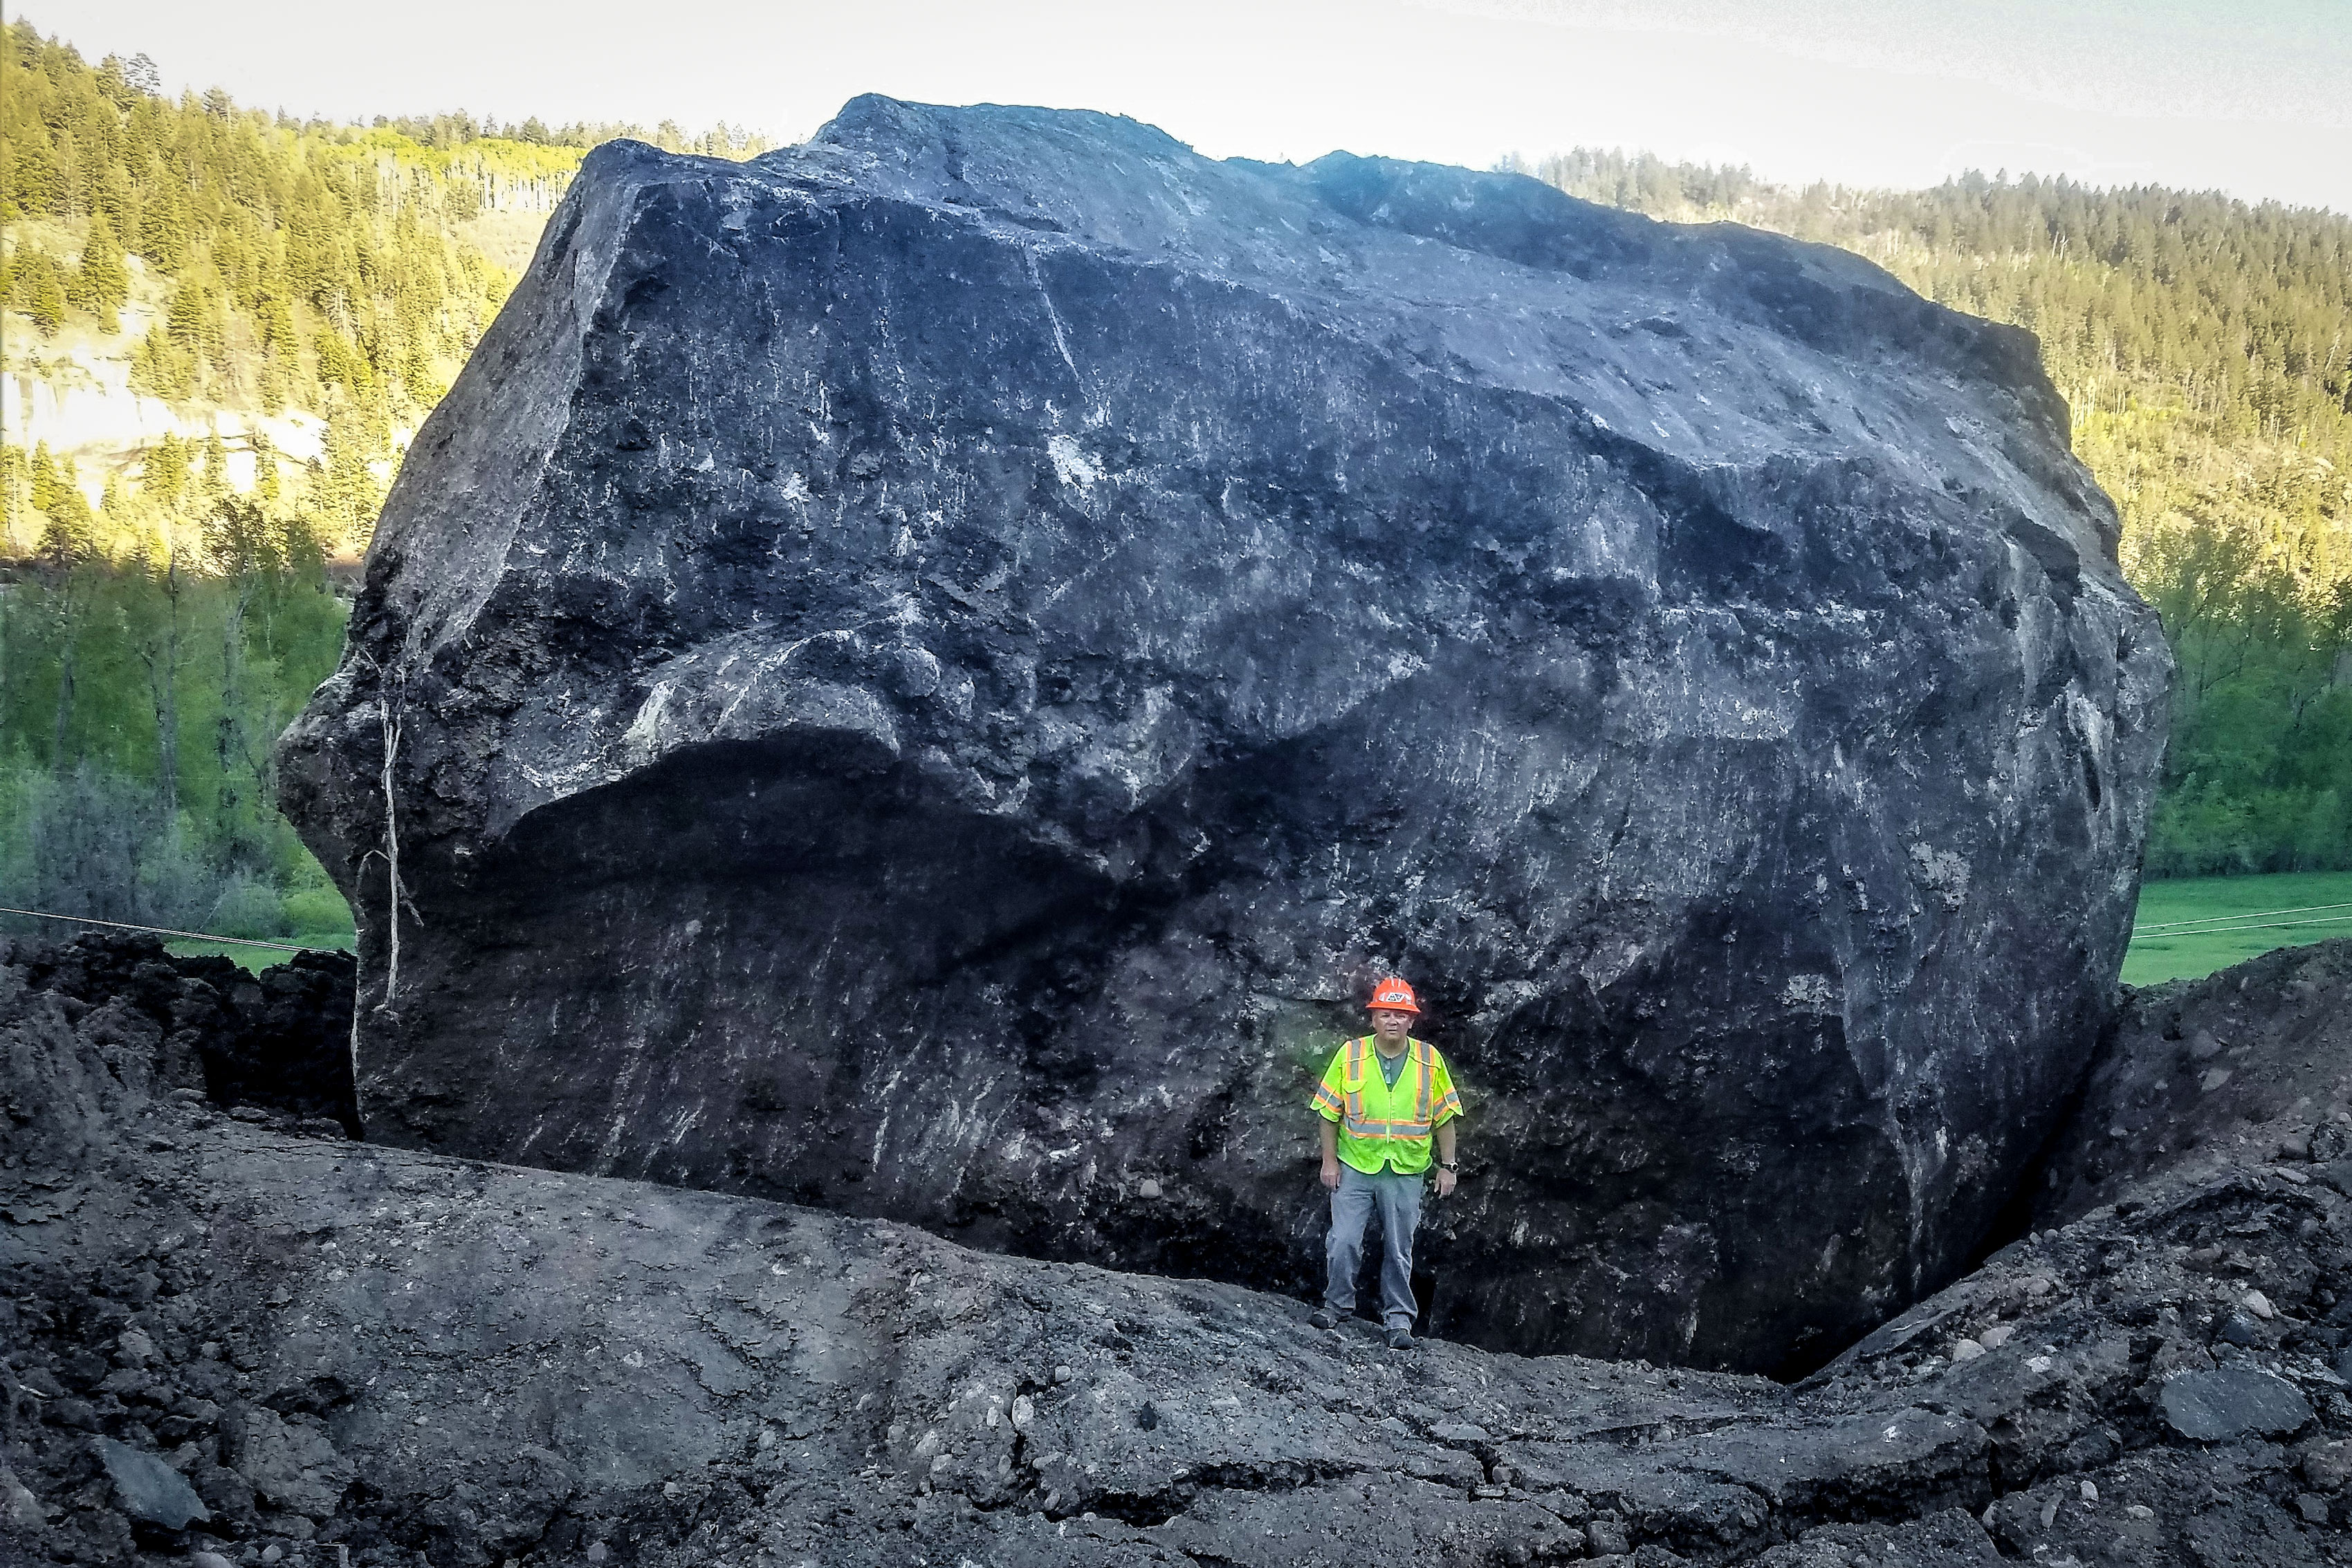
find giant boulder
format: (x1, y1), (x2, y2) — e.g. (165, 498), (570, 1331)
(279, 96), (2169, 1373)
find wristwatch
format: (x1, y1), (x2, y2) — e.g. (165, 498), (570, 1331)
(1437, 1161), (1460, 1172)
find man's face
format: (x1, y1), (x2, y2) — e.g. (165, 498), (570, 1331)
(1370, 1008), (1411, 1043)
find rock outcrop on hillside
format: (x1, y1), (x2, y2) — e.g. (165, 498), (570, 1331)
(277, 96), (2169, 1372)
(8, 934), (2351, 1567)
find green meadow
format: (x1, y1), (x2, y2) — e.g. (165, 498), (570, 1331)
(162, 930), (354, 974)
(2123, 870), (2352, 987)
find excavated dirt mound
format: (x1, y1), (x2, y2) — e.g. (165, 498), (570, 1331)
(2038, 936), (2352, 1227)
(0, 932), (356, 1148)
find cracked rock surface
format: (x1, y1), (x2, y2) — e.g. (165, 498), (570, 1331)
(278, 95), (2167, 1373)
(10, 932), (2352, 1567)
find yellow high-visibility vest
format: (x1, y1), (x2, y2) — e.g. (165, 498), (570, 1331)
(1310, 1036), (1462, 1175)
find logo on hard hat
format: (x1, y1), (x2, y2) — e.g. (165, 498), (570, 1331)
(1368, 977), (1420, 1013)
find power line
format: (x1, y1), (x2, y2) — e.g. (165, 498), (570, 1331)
(17, 896), (2343, 957)
(0, 906), (316, 954)
(2133, 899), (2352, 932)
(2131, 911), (2352, 941)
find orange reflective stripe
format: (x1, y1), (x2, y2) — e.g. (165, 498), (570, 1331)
(1342, 1118), (1433, 1138)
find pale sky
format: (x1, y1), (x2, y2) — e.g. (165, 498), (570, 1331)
(38, 0), (2352, 213)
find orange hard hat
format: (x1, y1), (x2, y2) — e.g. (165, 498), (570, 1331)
(1367, 977), (1420, 1014)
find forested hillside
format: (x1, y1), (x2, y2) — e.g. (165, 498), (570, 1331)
(1527, 151), (2352, 878)
(0, 21), (763, 946)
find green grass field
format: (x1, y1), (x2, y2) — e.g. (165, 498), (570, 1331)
(2123, 870), (2352, 987)
(163, 931), (356, 974)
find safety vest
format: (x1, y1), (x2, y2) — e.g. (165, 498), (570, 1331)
(1311, 1037), (1461, 1176)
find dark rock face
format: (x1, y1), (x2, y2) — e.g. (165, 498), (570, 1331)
(8, 938), (2352, 1567)
(279, 96), (2167, 1372)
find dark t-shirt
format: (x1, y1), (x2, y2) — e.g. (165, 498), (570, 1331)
(1376, 1044), (1409, 1089)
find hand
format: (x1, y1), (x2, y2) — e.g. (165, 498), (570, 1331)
(1435, 1167), (1458, 1198)
(1321, 1158), (1341, 1190)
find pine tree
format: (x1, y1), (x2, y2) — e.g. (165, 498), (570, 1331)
(28, 445), (97, 557)
(0, 445), (28, 552)
(196, 432), (232, 513)
(140, 433), (190, 510)
(8, 131), (58, 216)
(27, 444), (69, 518)
(252, 431), (281, 508)
(138, 174), (191, 273)
(69, 210), (131, 329)
(15, 250), (68, 335)
(129, 326), (196, 400)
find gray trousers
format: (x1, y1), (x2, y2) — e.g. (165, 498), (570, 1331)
(1323, 1164), (1424, 1330)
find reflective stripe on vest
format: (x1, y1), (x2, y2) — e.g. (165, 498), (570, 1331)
(1340, 1037), (1433, 1141)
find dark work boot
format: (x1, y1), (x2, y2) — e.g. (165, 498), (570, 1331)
(1309, 1308), (1342, 1330)
(1384, 1327), (1413, 1350)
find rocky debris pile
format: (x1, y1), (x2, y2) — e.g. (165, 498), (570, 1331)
(2038, 936), (2352, 1226)
(1, 933), (357, 1156)
(1800, 1156), (2352, 1566)
(279, 96), (2169, 1373)
(8, 937), (2351, 1567)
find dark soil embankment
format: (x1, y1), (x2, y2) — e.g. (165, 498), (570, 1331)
(2038, 937), (2352, 1227)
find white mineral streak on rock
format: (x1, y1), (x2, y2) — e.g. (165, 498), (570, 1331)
(1047, 434), (1099, 490)
(1907, 845), (1972, 911)
(1781, 974), (1837, 1012)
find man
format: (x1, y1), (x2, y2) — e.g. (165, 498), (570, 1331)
(1308, 976), (1462, 1349)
